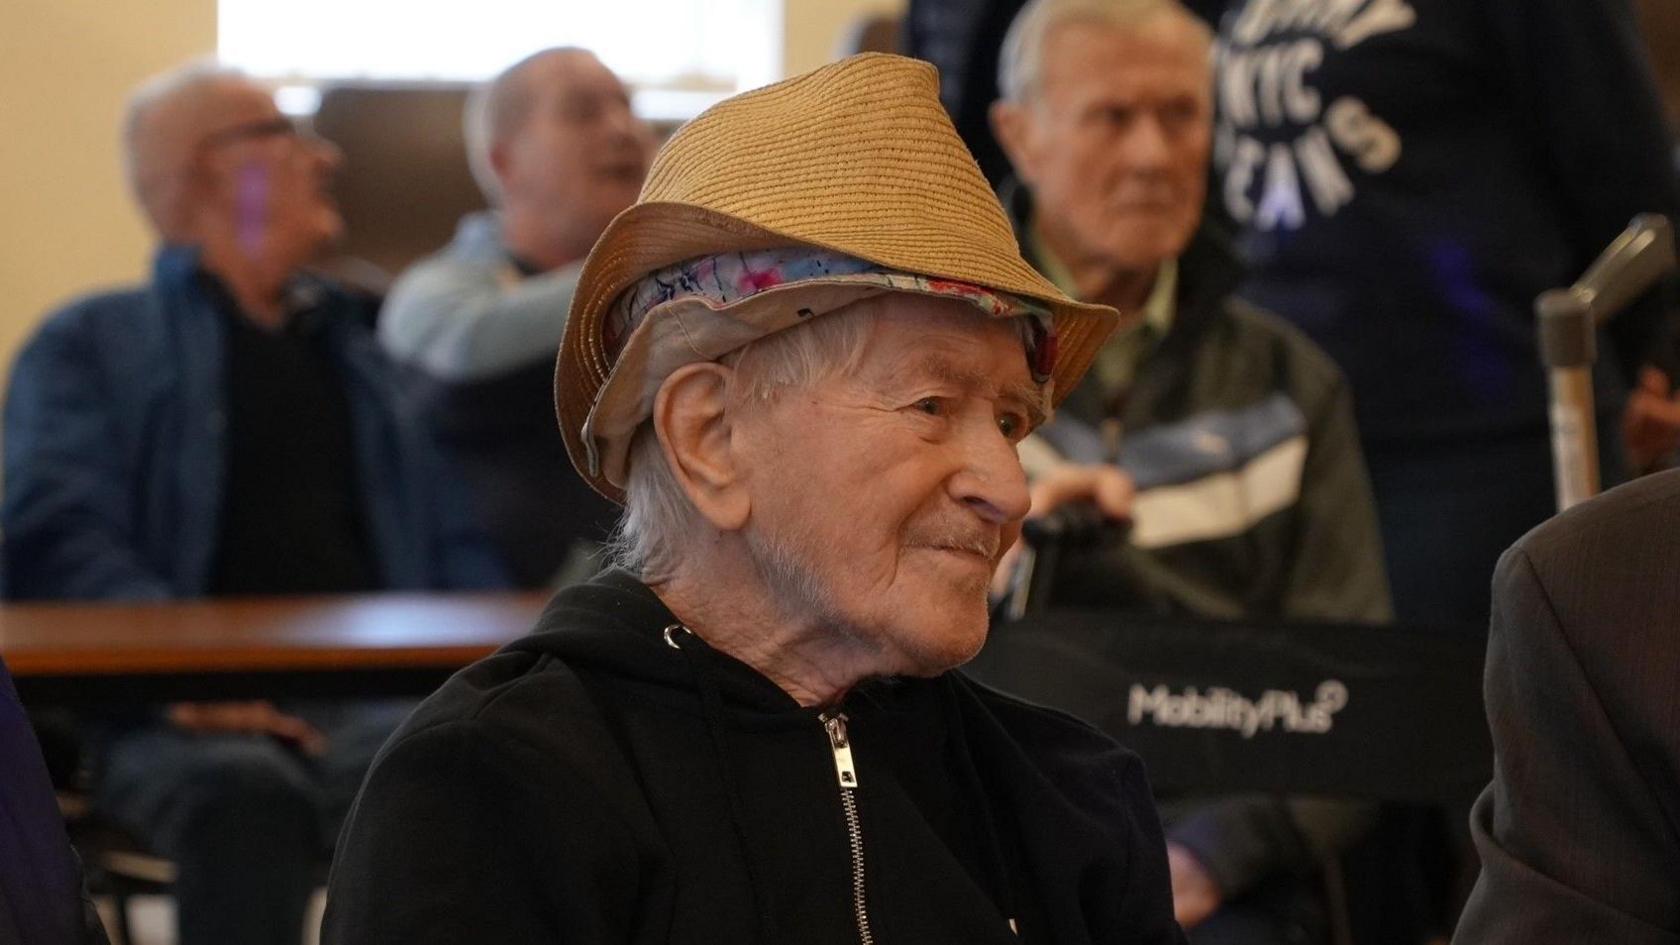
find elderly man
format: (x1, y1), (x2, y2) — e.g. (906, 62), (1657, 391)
(2, 63), (503, 945)
(324, 53), (1184, 945)
(378, 48), (650, 587)
(1215, 0), (1680, 635)
(988, 0), (1387, 939)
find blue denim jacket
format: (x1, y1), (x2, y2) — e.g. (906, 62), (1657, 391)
(1, 246), (508, 600)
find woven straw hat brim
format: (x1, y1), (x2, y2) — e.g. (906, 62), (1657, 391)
(555, 53), (1125, 503)
(556, 205), (1119, 503)
(583, 272), (1067, 496)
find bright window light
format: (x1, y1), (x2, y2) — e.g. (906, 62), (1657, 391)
(219, 0), (782, 98)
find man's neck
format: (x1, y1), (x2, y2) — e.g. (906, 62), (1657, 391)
(1032, 217), (1156, 312)
(196, 238), (291, 330)
(499, 206), (586, 274)
(650, 555), (878, 709)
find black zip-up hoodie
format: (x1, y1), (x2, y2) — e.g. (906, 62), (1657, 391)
(323, 570), (1184, 945)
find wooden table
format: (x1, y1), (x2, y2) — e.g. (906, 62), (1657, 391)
(0, 592), (550, 704)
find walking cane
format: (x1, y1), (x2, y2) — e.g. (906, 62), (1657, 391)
(1536, 214), (1677, 512)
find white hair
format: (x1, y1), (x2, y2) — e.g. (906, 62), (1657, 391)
(123, 59), (250, 238)
(603, 297), (884, 580)
(464, 46), (592, 205)
(997, 0), (1211, 103)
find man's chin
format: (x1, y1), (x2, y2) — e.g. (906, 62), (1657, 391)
(888, 601), (991, 677)
(302, 211), (347, 259)
(322, 211), (348, 246)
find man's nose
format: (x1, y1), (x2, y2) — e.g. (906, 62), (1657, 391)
(605, 102), (643, 145)
(1121, 113), (1172, 169)
(951, 422), (1032, 526)
(309, 134), (345, 174)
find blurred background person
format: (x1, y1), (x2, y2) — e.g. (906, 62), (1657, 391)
(1212, 0), (1680, 629)
(377, 48), (651, 588)
(991, 0), (1388, 621)
(905, 0), (1225, 187)
(1, 62), (504, 945)
(988, 0), (1386, 939)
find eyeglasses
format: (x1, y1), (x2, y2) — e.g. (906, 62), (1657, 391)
(200, 117), (302, 151)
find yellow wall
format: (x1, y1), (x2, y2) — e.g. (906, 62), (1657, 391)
(0, 0), (217, 379)
(0, 0), (898, 391)
(782, 0), (907, 77)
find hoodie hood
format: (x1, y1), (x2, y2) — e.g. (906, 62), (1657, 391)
(504, 568), (817, 716)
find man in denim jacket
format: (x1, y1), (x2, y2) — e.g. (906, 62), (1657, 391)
(1, 62), (505, 945)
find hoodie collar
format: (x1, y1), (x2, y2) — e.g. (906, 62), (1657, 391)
(517, 569), (814, 714)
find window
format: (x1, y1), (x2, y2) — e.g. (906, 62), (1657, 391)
(219, 0), (783, 120)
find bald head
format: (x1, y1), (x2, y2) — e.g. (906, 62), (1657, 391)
(465, 47), (605, 203)
(464, 47), (649, 270)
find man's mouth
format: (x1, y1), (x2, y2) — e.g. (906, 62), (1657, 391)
(1109, 198), (1177, 214)
(912, 534), (1001, 564)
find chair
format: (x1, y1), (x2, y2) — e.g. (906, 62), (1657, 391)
(60, 803), (172, 945)
(309, 82), (488, 289)
(968, 610), (1491, 943)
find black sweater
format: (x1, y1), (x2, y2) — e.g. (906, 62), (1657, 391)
(323, 571), (1184, 945)
(1214, 0), (1680, 445)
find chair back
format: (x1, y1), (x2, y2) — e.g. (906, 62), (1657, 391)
(968, 611), (1491, 803)
(311, 82), (487, 284)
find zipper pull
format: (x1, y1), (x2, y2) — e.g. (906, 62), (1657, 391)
(821, 712), (859, 789)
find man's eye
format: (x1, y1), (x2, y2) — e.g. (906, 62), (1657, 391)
(913, 398), (944, 416)
(1161, 101), (1202, 131)
(998, 414), (1025, 440)
(1100, 106), (1135, 129)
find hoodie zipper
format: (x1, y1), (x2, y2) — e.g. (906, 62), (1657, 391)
(822, 712), (874, 945)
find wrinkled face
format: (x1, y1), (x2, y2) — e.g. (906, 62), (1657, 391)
(497, 52), (651, 254)
(1008, 17), (1212, 270)
(735, 297), (1042, 678)
(197, 81), (345, 267)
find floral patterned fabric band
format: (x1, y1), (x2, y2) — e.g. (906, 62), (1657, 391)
(602, 246), (1059, 383)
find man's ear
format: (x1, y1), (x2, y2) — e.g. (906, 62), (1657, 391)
(989, 99), (1036, 184)
(653, 362), (751, 532)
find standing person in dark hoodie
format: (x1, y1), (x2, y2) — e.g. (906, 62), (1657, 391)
(324, 53), (1184, 945)
(1213, 0), (1680, 628)
(986, 1), (1385, 940)
(379, 48), (651, 587)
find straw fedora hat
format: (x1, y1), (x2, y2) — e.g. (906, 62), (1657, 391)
(557, 52), (1124, 501)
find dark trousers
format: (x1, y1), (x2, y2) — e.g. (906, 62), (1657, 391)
(94, 701), (411, 945)
(1191, 887), (1324, 945)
